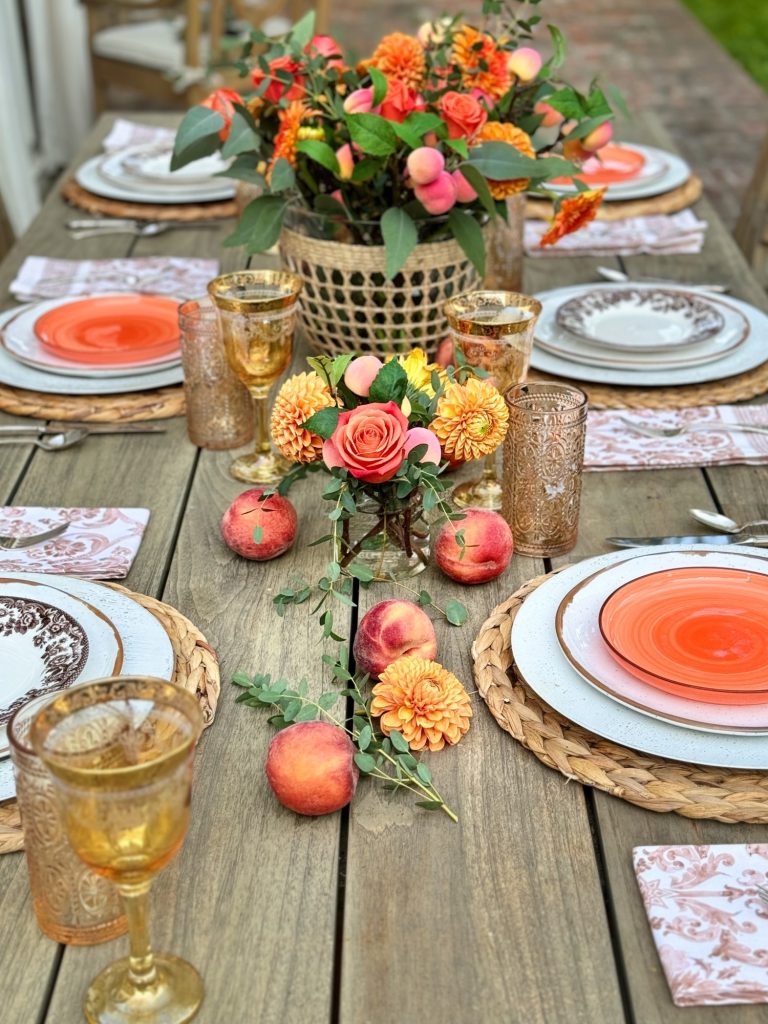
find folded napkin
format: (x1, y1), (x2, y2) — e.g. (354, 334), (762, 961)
(525, 210), (707, 257)
(102, 118), (176, 154)
(586, 405), (768, 471)
(10, 255), (219, 302)
(634, 844), (768, 1006)
(0, 507), (150, 579)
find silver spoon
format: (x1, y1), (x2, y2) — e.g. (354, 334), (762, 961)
(689, 508), (768, 534)
(596, 266), (729, 293)
(0, 430), (86, 451)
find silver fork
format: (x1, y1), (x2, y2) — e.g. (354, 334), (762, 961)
(619, 417), (768, 439)
(0, 522), (70, 550)
(67, 219), (224, 240)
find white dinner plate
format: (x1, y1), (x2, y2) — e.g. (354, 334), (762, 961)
(0, 577), (123, 755)
(114, 143), (232, 187)
(546, 145), (690, 201)
(511, 544), (768, 769)
(530, 284), (768, 387)
(98, 148), (231, 199)
(3, 295), (181, 378)
(556, 550), (768, 734)
(76, 154), (235, 205)
(0, 306), (183, 394)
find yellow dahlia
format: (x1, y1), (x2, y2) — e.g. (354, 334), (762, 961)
(386, 349), (444, 397)
(539, 188), (606, 246)
(371, 656), (472, 752)
(475, 122), (536, 199)
(431, 377), (509, 461)
(270, 372), (334, 464)
(364, 32), (425, 89)
(452, 24), (511, 100)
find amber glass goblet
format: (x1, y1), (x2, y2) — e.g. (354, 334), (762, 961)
(31, 677), (204, 1024)
(208, 270), (302, 484)
(445, 291), (541, 510)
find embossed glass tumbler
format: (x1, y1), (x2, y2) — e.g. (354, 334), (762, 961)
(208, 270), (302, 485)
(31, 677), (204, 1024)
(502, 382), (588, 557)
(8, 694), (126, 945)
(178, 297), (253, 450)
(445, 291), (542, 510)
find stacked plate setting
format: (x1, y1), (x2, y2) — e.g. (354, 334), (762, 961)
(511, 546), (768, 770)
(0, 293), (184, 395)
(530, 283), (768, 387)
(545, 142), (690, 202)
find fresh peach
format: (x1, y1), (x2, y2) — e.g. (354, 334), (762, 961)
(336, 143), (354, 179)
(507, 46), (542, 83)
(581, 121), (613, 153)
(406, 146), (445, 186)
(403, 426), (442, 465)
(343, 87), (374, 115)
(414, 171), (457, 215)
(353, 599), (437, 678)
(534, 100), (564, 128)
(221, 487), (297, 560)
(265, 721), (359, 816)
(344, 355), (383, 397)
(435, 508), (513, 584)
(451, 169), (477, 204)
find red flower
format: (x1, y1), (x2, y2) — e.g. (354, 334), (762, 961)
(379, 78), (425, 123)
(199, 88), (242, 140)
(323, 402), (410, 483)
(439, 91), (488, 140)
(251, 56), (306, 104)
(306, 34), (345, 69)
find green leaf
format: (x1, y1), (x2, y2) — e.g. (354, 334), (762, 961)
(347, 561), (375, 583)
(368, 357), (408, 404)
(289, 9), (315, 49)
(392, 120), (422, 150)
(232, 672), (252, 687)
(469, 142), (579, 184)
(445, 599), (468, 626)
(416, 762), (433, 785)
(369, 66), (388, 107)
(457, 163), (496, 216)
(389, 730), (409, 753)
(446, 137), (469, 159)
(222, 195), (287, 252)
(301, 406), (340, 439)
(447, 210), (485, 277)
(221, 109), (260, 158)
(171, 106), (225, 170)
(357, 724), (372, 751)
(605, 83), (629, 119)
(547, 24), (567, 68)
(221, 154), (265, 186)
(283, 699), (302, 721)
(416, 799), (445, 811)
(269, 157), (295, 192)
(314, 193), (348, 215)
(545, 87), (586, 121)
(354, 752), (377, 773)
(330, 354), (354, 386)
(253, 526), (264, 544)
(351, 157), (383, 183)
(346, 113), (398, 157)
(404, 112), (445, 137)
(319, 692), (340, 710)
(295, 705), (317, 722)
(563, 113), (612, 142)
(295, 139), (340, 175)
(417, 589), (432, 607)
(380, 207), (418, 281)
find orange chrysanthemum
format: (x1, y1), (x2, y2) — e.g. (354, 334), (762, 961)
(431, 377), (509, 461)
(267, 101), (312, 181)
(539, 188), (607, 247)
(364, 32), (425, 89)
(371, 657), (472, 752)
(270, 372), (334, 464)
(452, 24), (511, 100)
(475, 121), (536, 199)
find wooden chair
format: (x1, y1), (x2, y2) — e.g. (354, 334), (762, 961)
(734, 131), (768, 288)
(81, 0), (331, 113)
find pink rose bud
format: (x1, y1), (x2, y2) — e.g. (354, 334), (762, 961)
(534, 100), (564, 128)
(406, 146), (445, 186)
(581, 121), (613, 153)
(403, 427), (442, 465)
(451, 169), (477, 204)
(344, 355), (383, 397)
(414, 171), (457, 215)
(343, 87), (375, 115)
(507, 47), (542, 83)
(336, 143), (355, 180)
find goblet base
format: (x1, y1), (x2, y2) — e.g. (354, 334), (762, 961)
(452, 477), (503, 510)
(84, 953), (203, 1024)
(229, 449), (290, 485)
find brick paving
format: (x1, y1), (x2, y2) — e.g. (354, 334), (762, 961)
(328, 0), (768, 228)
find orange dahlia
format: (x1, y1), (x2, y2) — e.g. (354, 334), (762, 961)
(539, 188), (607, 247)
(364, 32), (425, 89)
(475, 122), (536, 199)
(267, 101), (312, 181)
(270, 372), (334, 464)
(452, 24), (511, 100)
(431, 377), (509, 461)
(371, 656), (472, 752)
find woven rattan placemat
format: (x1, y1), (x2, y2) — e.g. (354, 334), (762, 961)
(472, 570), (768, 824)
(61, 178), (237, 222)
(0, 583), (220, 854)
(526, 175), (703, 222)
(0, 382), (184, 422)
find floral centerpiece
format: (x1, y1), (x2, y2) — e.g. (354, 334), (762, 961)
(172, 0), (617, 354)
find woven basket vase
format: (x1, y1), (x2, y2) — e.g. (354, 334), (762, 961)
(279, 227), (482, 359)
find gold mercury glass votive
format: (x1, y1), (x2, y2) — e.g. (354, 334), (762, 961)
(502, 381), (588, 557)
(208, 270), (303, 485)
(445, 291), (542, 510)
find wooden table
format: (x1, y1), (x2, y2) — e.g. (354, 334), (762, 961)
(1, 113), (767, 1024)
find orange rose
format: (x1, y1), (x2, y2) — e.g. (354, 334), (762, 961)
(379, 78), (425, 123)
(199, 88), (242, 140)
(323, 402), (409, 483)
(439, 91), (488, 140)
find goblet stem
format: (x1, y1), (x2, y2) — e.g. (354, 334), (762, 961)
(119, 882), (158, 990)
(253, 389), (271, 456)
(481, 452), (496, 484)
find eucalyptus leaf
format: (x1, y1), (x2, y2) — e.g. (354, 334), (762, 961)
(389, 730), (409, 753)
(445, 599), (468, 626)
(269, 157), (295, 192)
(222, 195), (287, 251)
(447, 210), (485, 277)
(222, 110), (260, 158)
(380, 207), (418, 281)
(171, 106), (225, 170)
(354, 752), (377, 773)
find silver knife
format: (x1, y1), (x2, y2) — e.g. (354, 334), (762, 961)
(607, 534), (768, 547)
(0, 424), (167, 435)
(66, 218), (223, 230)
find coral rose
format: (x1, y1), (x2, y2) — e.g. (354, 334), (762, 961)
(323, 401), (409, 483)
(199, 88), (242, 140)
(251, 56), (305, 103)
(439, 91), (488, 140)
(379, 78), (424, 123)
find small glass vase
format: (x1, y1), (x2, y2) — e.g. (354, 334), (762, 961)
(340, 496), (430, 581)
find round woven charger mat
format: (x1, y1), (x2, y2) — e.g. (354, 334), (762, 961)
(0, 381), (185, 422)
(472, 570), (768, 824)
(0, 583), (221, 854)
(61, 178), (237, 222)
(526, 174), (702, 222)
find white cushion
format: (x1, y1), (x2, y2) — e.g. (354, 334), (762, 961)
(92, 17), (207, 72)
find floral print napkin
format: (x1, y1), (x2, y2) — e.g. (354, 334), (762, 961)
(633, 844), (768, 1006)
(0, 507), (150, 579)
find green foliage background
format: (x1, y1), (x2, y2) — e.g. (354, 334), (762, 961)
(682, 0), (768, 91)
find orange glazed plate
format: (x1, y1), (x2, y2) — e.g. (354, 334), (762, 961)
(550, 144), (646, 187)
(35, 295), (181, 366)
(599, 567), (768, 699)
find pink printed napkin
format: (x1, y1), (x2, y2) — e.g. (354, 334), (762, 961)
(10, 255), (219, 302)
(0, 507), (150, 579)
(634, 844), (768, 1006)
(586, 404), (768, 471)
(525, 210), (707, 257)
